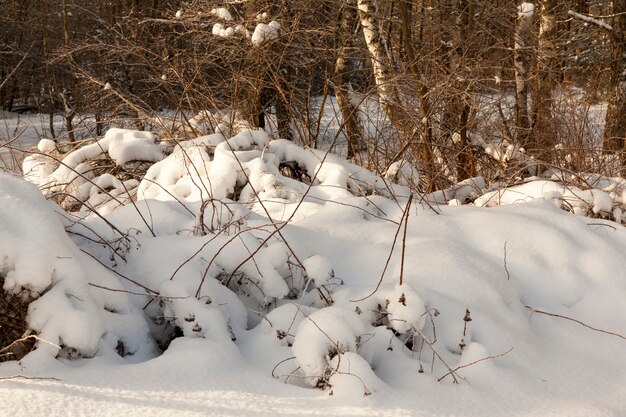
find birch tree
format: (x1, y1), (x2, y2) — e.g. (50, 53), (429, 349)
(357, 0), (435, 189)
(514, 1), (533, 147)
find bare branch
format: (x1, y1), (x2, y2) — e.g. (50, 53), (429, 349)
(525, 305), (626, 341)
(437, 347), (514, 382)
(567, 10), (613, 31)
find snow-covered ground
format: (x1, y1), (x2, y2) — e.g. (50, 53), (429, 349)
(0, 112), (99, 171)
(1, 115), (626, 416)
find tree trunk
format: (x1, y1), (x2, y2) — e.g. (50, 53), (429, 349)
(532, 0), (558, 160)
(334, 0), (366, 160)
(514, 1), (532, 147)
(443, 0), (476, 181)
(62, 0), (76, 143)
(40, 0), (56, 141)
(275, 85), (292, 141)
(357, 0), (435, 189)
(356, 0), (401, 115)
(603, 0), (626, 173)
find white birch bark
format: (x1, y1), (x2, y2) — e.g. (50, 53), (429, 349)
(514, 2), (533, 145)
(356, 0), (435, 188)
(356, 0), (402, 113)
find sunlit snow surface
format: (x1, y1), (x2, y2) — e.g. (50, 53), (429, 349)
(1, 123), (626, 416)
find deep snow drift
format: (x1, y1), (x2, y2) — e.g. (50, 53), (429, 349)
(1, 126), (626, 417)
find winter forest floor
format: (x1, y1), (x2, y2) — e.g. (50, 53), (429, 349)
(1, 110), (626, 417)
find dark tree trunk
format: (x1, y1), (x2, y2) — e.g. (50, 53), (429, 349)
(333, 0), (366, 159)
(603, 0), (626, 173)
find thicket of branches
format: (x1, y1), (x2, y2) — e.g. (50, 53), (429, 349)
(1, 0), (625, 186)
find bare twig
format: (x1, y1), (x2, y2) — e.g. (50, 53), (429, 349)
(0, 375), (61, 382)
(0, 43), (34, 92)
(87, 282), (187, 300)
(567, 10), (613, 31)
(503, 241), (511, 280)
(351, 194), (413, 302)
(525, 305), (626, 341)
(0, 334), (62, 355)
(412, 326), (461, 384)
(80, 249), (157, 294)
(437, 347), (514, 382)
(271, 356), (297, 380)
(587, 222), (618, 231)
(399, 195), (412, 286)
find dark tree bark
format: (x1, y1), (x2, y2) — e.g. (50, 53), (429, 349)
(603, 0), (626, 172)
(442, 0), (476, 180)
(532, 0), (559, 160)
(333, 0), (366, 159)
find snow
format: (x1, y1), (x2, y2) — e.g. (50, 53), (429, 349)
(251, 21), (280, 46)
(104, 128), (165, 165)
(20, 128), (167, 214)
(211, 7), (233, 21)
(0, 173), (156, 364)
(291, 306), (368, 387)
(302, 255), (334, 287)
(212, 23), (232, 37)
(518, 2), (534, 18)
(37, 139), (56, 153)
(567, 10), (613, 31)
(385, 159), (420, 187)
(3, 121), (626, 416)
(475, 179), (624, 220)
(385, 284), (426, 334)
(212, 23), (225, 36)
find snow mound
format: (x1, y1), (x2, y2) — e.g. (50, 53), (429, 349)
(37, 139), (56, 153)
(23, 128), (167, 215)
(8, 124), (626, 411)
(137, 129), (396, 220)
(251, 21), (280, 46)
(476, 179), (626, 223)
(0, 173), (156, 363)
(302, 255), (334, 287)
(291, 307), (370, 388)
(210, 7), (233, 21)
(385, 159), (420, 187)
(386, 283), (426, 334)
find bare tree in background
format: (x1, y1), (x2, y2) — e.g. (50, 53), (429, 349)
(357, 0), (436, 189)
(532, 0), (559, 159)
(603, 0), (626, 171)
(333, 0), (366, 160)
(1, 0), (622, 185)
(514, 1), (533, 147)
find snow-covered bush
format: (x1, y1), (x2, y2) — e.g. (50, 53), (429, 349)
(23, 129), (167, 215)
(0, 172), (156, 363)
(8, 123), (626, 402)
(288, 306), (387, 396)
(476, 177), (626, 223)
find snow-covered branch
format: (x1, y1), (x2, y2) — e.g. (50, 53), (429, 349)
(567, 10), (613, 31)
